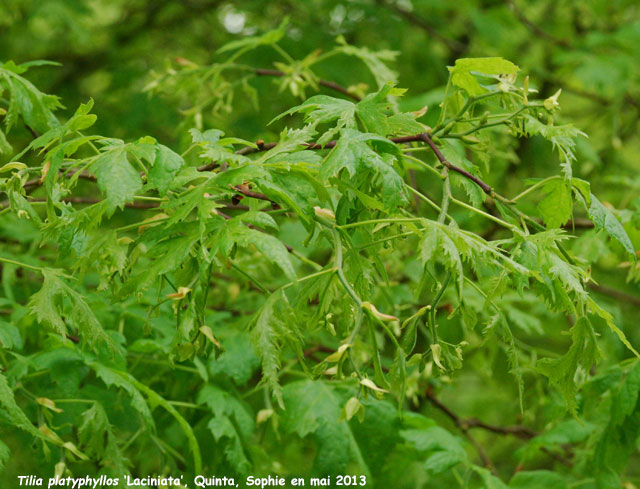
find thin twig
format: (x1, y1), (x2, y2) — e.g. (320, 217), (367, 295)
(425, 388), (575, 468)
(425, 388), (497, 474)
(303, 345), (334, 357)
(255, 68), (361, 101)
(464, 418), (535, 439)
(419, 133), (493, 194)
(231, 184), (281, 209)
(24, 168), (96, 189)
(588, 283), (640, 307)
(24, 123), (39, 139)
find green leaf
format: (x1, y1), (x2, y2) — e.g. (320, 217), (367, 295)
(271, 95), (356, 145)
(0, 128), (11, 154)
(0, 66), (62, 133)
(571, 178), (591, 205)
(65, 99), (97, 132)
(90, 146), (143, 215)
(590, 361), (640, 484)
(0, 371), (49, 442)
(249, 291), (300, 408)
(86, 360), (155, 428)
(522, 115), (586, 178)
(588, 193), (635, 255)
(470, 465), (510, 489)
(588, 298), (640, 358)
(273, 83), (420, 143)
(6, 185), (42, 224)
(207, 416), (251, 474)
(538, 317), (599, 414)
(323, 129), (405, 209)
(198, 384), (254, 437)
(336, 37), (398, 88)
(509, 471), (568, 489)
(258, 171), (320, 229)
(191, 128), (251, 167)
(147, 144), (184, 195)
(611, 361), (640, 424)
(537, 179), (573, 229)
(498, 316), (524, 413)
(78, 403), (128, 477)
(401, 413), (467, 474)
(355, 83), (415, 136)
(0, 439), (9, 472)
(217, 18), (287, 55)
(250, 293), (286, 407)
(283, 379), (371, 477)
(232, 210), (279, 232)
(547, 253), (588, 305)
(420, 220), (528, 294)
(231, 224), (295, 281)
(523, 419), (594, 456)
(0, 319), (23, 350)
(256, 127), (317, 164)
(28, 269), (114, 350)
(448, 57), (519, 96)
(199, 384), (254, 474)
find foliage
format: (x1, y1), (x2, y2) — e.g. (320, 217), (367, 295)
(1, 2), (640, 488)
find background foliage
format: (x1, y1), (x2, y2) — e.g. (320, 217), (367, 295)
(1, 1), (640, 488)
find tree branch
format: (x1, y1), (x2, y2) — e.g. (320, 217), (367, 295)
(230, 132), (496, 197)
(231, 184), (281, 210)
(464, 417), (536, 439)
(588, 283), (640, 307)
(24, 168), (96, 190)
(425, 389), (575, 468)
(425, 388), (497, 473)
(255, 68), (361, 101)
(419, 133), (493, 194)
(21, 133), (494, 213)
